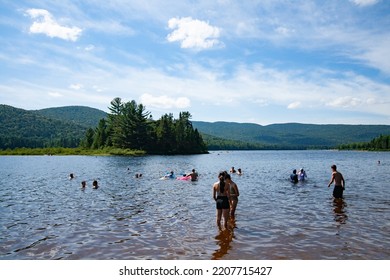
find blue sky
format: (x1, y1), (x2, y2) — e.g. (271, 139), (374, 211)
(1, 0), (389, 125)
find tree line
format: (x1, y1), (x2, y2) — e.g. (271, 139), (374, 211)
(80, 98), (208, 154)
(338, 134), (390, 151)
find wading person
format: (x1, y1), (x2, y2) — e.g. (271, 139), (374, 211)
(290, 169), (298, 184)
(327, 164), (345, 199)
(213, 172), (230, 229)
(225, 174), (239, 219)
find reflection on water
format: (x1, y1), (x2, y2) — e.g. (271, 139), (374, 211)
(212, 220), (237, 260)
(212, 228), (234, 260)
(333, 199), (348, 225)
(1, 151), (390, 260)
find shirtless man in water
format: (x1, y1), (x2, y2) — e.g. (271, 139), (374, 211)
(327, 164), (345, 199)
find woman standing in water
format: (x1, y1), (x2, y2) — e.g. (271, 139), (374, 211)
(213, 172), (230, 229)
(225, 174), (239, 219)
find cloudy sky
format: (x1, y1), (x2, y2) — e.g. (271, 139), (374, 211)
(1, 0), (389, 125)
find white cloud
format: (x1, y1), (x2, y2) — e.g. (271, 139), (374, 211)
(167, 17), (221, 50)
(254, 99), (269, 107)
(139, 93), (191, 109)
(354, 35), (390, 75)
(48, 91), (63, 98)
(69, 83), (83, 90)
(92, 85), (103, 92)
(287, 101), (301, 109)
(85, 45), (95, 51)
(350, 0), (380, 7)
(326, 96), (362, 108)
(275, 26), (295, 36)
(25, 9), (82, 41)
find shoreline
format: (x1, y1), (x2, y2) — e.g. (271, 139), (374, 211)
(0, 147), (146, 156)
(0, 147), (210, 156)
(1, 147), (388, 156)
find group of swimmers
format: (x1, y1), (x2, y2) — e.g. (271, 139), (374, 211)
(163, 169), (199, 181)
(229, 167), (243, 175)
(81, 180), (99, 189)
(213, 170), (240, 229)
(69, 173), (99, 189)
(290, 168), (307, 183)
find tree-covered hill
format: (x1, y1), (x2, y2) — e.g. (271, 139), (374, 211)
(0, 105), (91, 149)
(193, 121), (390, 149)
(35, 106), (107, 128)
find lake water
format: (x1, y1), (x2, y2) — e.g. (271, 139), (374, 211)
(1, 150), (389, 260)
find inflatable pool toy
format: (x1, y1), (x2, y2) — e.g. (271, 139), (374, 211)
(176, 175), (191, 181)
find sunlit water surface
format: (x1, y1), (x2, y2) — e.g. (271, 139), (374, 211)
(1, 150), (389, 259)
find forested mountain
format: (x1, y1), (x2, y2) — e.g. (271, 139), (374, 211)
(0, 105), (90, 149)
(193, 121), (390, 149)
(35, 106), (107, 128)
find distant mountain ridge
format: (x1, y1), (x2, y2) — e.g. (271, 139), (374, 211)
(192, 121), (390, 149)
(1, 104), (390, 150)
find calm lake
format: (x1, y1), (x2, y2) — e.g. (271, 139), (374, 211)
(1, 150), (389, 260)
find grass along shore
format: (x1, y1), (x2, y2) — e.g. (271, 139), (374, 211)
(0, 147), (146, 156)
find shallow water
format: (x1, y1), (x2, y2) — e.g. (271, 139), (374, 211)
(0, 150), (389, 259)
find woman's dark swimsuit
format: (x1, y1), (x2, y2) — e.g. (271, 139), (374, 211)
(216, 196), (230, 209)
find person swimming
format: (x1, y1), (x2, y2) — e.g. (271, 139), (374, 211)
(163, 171), (175, 179)
(92, 180), (99, 189)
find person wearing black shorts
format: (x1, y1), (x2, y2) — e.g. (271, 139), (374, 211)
(327, 165), (345, 199)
